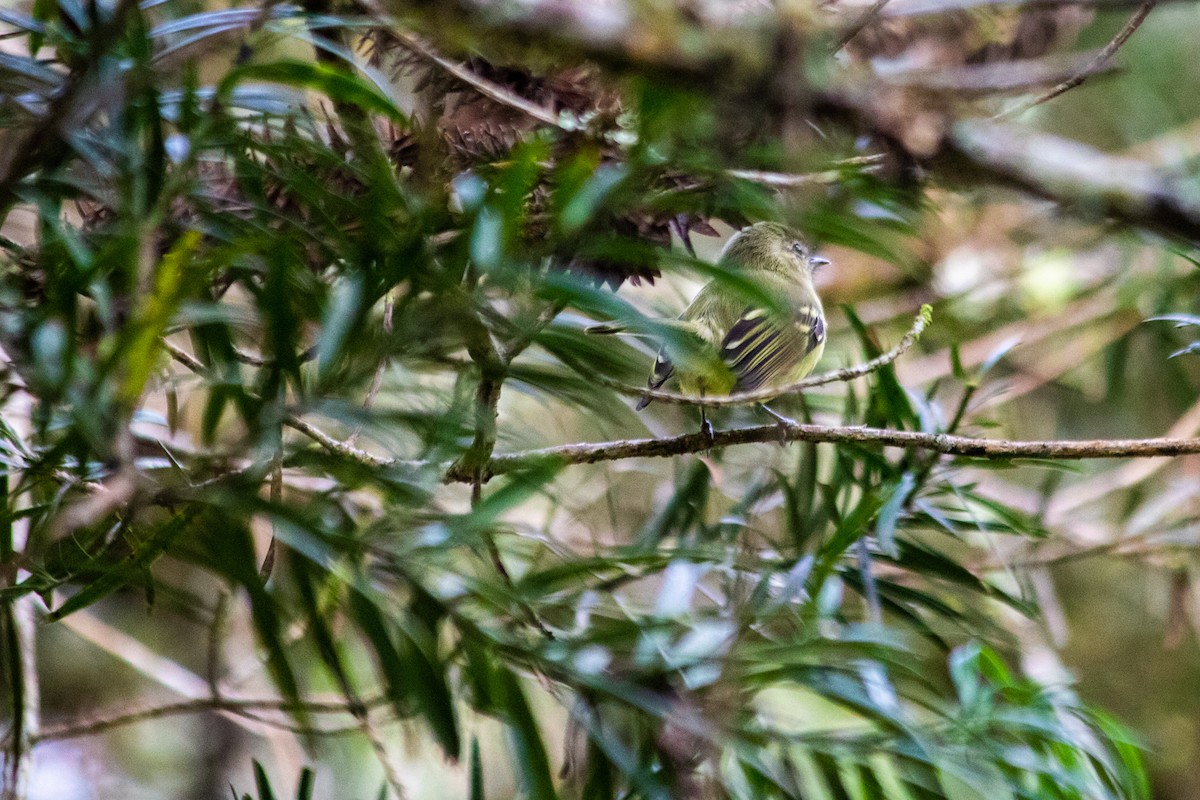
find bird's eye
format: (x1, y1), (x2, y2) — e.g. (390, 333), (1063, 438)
(790, 242), (806, 257)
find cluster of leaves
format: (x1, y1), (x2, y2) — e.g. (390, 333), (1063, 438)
(0, 0), (1154, 798)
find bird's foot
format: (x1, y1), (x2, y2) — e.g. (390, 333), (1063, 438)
(700, 419), (715, 449)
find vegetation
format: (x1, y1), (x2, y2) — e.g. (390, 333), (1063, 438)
(1, 0), (1199, 797)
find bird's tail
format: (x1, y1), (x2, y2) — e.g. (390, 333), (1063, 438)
(635, 394), (652, 411)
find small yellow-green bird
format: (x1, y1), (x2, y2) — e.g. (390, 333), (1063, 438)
(590, 221), (829, 438)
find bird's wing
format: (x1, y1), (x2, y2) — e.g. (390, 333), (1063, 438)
(720, 300), (825, 392)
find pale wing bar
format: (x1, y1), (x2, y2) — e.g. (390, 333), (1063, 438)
(721, 304), (825, 392)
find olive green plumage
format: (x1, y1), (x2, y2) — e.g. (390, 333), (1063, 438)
(590, 222), (829, 410)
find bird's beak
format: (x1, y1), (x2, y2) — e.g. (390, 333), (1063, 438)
(808, 256), (830, 270)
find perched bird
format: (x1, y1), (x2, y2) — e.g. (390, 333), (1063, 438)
(589, 221), (829, 439)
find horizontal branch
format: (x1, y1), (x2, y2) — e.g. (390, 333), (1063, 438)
(605, 305), (930, 408)
(452, 421), (1200, 482)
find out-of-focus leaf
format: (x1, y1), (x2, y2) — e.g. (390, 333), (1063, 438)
(494, 667), (558, 800)
(350, 587), (460, 759)
(295, 769), (314, 800)
(221, 60), (407, 123)
(469, 737), (484, 800)
(252, 761), (277, 800)
(978, 335), (1021, 379)
(875, 473), (915, 558)
(844, 307), (916, 429)
(45, 511), (196, 621)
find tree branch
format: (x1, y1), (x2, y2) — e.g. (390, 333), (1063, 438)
(450, 422), (1200, 483)
(398, 0), (1200, 244)
(944, 118), (1200, 242)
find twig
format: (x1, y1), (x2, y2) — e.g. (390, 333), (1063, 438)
(391, 30), (566, 129)
(835, 0), (893, 53)
(231, 345), (317, 367)
(884, 51), (1119, 95)
(34, 695), (389, 743)
(163, 339), (205, 372)
(500, 300), (567, 364)
(996, 0), (1158, 118)
(880, 0), (1176, 16)
(283, 415), (397, 468)
(604, 305), (931, 408)
(453, 296), (557, 640)
(725, 156), (885, 187)
(2, 389), (38, 800)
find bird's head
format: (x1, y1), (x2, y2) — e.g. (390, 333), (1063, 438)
(721, 221), (830, 279)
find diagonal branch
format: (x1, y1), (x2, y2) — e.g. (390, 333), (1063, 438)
(391, 30), (567, 129)
(997, 0), (1158, 118)
(835, 0), (893, 53)
(35, 694), (389, 743)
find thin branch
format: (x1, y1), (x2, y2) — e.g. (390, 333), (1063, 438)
(391, 30), (566, 129)
(725, 156), (885, 187)
(881, 0), (1175, 16)
(835, 0), (893, 53)
(997, 0), (1159, 118)
(453, 422), (1200, 483)
(34, 695), (389, 743)
(500, 300), (567, 364)
(283, 415), (397, 468)
(606, 305), (931, 408)
(165, 339), (412, 471)
(231, 344), (317, 367)
(163, 339), (205, 372)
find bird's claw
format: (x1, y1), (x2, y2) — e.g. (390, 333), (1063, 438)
(759, 404), (796, 447)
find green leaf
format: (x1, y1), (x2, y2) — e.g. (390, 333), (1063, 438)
(350, 588), (461, 759)
(470, 737), (485, 800)
(295, 769), (314, 800)
(875, 474), (915, 558)
(494, 668), (558, 800)
(45, 511), (197, 622)
(252, 761), (277, 800)
(221, 60), (407, 123)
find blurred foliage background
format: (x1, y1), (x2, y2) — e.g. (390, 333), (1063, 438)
(1, 0), (1200, 798)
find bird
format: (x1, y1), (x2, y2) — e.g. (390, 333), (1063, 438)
(588, 221), (829, 441)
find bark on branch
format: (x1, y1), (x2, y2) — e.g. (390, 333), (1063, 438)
(453, 421), (1200, 483)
